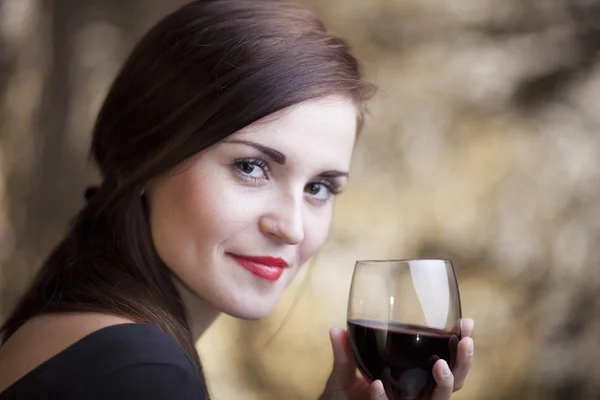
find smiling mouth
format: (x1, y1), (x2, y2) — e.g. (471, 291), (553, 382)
(228, 254), (288, 281)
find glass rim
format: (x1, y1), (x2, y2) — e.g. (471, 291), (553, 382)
(355, 258), (453, 264)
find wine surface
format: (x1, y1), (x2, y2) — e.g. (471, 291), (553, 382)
(348, 319), (460, 400)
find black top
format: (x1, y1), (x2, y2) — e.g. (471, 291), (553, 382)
(0, 323), (206, 399)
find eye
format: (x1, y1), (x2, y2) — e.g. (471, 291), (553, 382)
(305, 182), (333, 203)
(233, 158), (269, 180)
(236, 162), (262, 178)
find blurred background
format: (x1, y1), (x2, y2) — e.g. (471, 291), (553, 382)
(1, 0), (599, 399)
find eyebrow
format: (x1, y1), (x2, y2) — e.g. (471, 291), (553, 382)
(224, 139), (349, 178)
(318, 170), (349, 179)
(224, 139), (286, 164)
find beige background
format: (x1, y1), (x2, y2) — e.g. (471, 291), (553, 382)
(1, 1), (599, 399)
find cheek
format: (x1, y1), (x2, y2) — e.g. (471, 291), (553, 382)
(149, 175), (220, 267)
(149, 170), (262, 272)
(298, 208), (333, 265)
(149, 180), (209, 270)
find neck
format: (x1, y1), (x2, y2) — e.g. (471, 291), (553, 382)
(173, 278), (220, 341)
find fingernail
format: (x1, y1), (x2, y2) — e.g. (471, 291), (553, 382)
(442, 362), (451, 378)
(467, 338), (474, 356)
(467, 318), (475, 333)
(375, 380), (386, 395)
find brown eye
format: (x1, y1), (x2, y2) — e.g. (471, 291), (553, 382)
(305, 183), (321, 195)
(236, 162), (255, 174)
(233, 158), (269, 180)
(304, 182), (332, 203)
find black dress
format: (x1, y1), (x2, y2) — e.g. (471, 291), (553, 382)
(0, 323), (206, 399)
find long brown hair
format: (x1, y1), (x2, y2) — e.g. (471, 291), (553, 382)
(1, 0), (373, 396)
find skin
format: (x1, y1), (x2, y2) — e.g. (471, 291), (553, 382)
(147, 94), (475, 399)
(322, 320), (475, 400)
(0, 95), (474, 399)
(146, 95), (359, 337)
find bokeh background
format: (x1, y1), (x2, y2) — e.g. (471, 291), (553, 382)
(1, 1), (599, 399)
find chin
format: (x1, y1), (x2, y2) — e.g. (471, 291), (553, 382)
(219, 299), (277, 321)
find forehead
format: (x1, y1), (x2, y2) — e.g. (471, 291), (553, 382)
(232, 96), (358, 166)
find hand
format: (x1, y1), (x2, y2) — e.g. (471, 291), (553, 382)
(318, 319), (475, 400)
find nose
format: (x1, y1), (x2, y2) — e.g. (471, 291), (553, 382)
(259, 191), (304, 245)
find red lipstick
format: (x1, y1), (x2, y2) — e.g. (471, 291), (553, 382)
(229, 254), (288, 281)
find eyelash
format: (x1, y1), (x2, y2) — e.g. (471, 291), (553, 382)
(310, 180), (341, 205)
(231, 157), (270, 184)
(231, 157), (342, 203)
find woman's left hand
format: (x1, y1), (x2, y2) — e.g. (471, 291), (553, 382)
(318, 319), (475, 400)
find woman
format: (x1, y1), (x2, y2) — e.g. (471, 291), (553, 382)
(0, 1), (474, 399)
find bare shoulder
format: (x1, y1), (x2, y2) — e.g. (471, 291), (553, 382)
(0, 312), (134, 393)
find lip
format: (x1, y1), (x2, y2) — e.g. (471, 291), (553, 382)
(228, 254), (289, 281)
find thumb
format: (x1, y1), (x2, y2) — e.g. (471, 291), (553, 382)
(324, 326), (357, 391)
(370, 380), (389, 400)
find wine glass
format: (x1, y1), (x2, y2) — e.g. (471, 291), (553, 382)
(347, 259), (462, 400)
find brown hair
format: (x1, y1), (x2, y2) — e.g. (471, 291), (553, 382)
(1, 0), (373, 396)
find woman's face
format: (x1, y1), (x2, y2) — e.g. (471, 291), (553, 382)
(147, 95), (358, 319)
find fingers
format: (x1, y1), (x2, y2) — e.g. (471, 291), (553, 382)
(325, 326), (357, 391)
(452, 336), (474, 390)
(431, 359), (454, 400)
(369, 380), (388, 400)
(449, 318), (474, 338)
(451, 318), (474, 391)
(461, 318), (475, 337)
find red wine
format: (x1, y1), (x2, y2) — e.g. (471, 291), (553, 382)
(348, 319), (460, 400)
